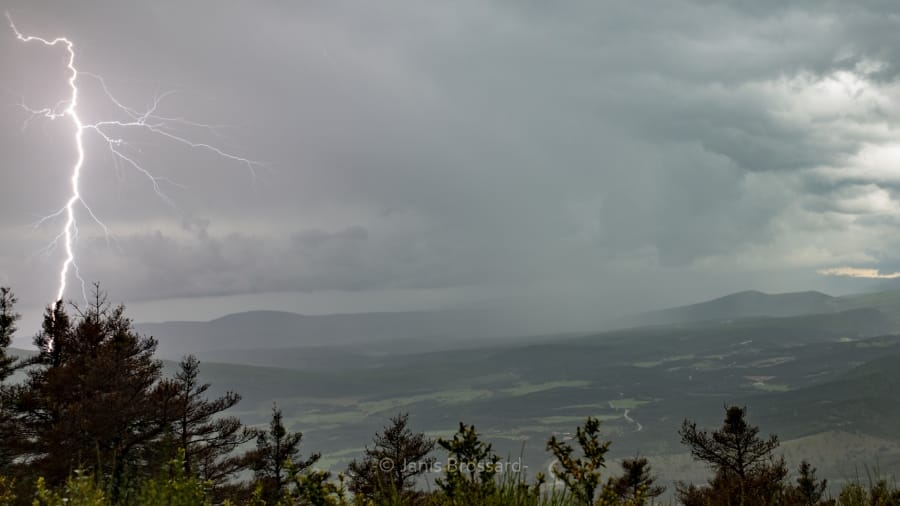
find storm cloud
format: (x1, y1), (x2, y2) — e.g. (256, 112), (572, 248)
(2, 0), (900, 326)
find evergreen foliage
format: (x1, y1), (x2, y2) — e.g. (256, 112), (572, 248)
(678, 406), (789, 506)
(346, 413), (435, 503)
(0, 288), (19, 381)
(436, 422), (501, 502)
(0, 287), (20, 471)
(13, 288), (175, 499)
(546, 416), (611, 505)
(253, 404), (319, 504)
(169, 354), (256, 490)
(610, 457), (665, 502)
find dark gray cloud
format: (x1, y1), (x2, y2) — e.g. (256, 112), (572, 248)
(2, 0), (900, 326)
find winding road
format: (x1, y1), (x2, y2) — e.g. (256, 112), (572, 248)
(545, 402), (644, 485)
(622, 408), (643, 432)
(608, 400), (644, 433)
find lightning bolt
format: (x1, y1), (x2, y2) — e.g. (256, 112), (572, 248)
(7, 13), (260, 304)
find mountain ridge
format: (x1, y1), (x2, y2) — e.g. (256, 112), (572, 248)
(617, 289), (846, 328)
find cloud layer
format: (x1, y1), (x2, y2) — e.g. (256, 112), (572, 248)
(2, 0), (900, 322)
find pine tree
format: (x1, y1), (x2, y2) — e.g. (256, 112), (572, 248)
(169, 354), (256, 489)
(787, 460), (832, 506)
(32, 300), (69, 368)
(436, 422), (501, 501)
(252, 403), (319, 504)
(346, 412), (435, 501)
(611, 456), (665, 503)
(0, 287), (20, 471)
(545, 416), (611, 506)
(0, 287), (20, 381)
(13, 287), (176, 500)
(677, 405), (787, 506)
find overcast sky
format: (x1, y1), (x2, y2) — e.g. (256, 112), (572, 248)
(2, 1), (900, 331)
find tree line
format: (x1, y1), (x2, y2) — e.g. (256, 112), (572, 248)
(0, 286), (896, 505)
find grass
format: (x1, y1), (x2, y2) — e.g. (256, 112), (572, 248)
(502, 381), (592, 396)
(749, 356), (796, 368)
(632, 354), (695, 368)
(607, 398), (652, 410)
(750, 382), (790, 392)
(536, 415), (620, 426)
(291, 390), (495, 427)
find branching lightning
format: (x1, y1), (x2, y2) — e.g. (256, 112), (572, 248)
(6, 13), (260, 304)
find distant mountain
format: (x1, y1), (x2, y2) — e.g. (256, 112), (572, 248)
(835, 289), (900, 316)
(140, 288), (900, 361)
(136, 308), (537, 359)
(618, 290), (841, 328)
(753, 354), (900, 439)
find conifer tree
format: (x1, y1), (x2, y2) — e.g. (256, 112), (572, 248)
(678, 405), (787, 505)
(14, 286), (176, 499)
(786, 460), (832, 506)
(252, 403), (319, 504)
(611, 456), (665, 503)
(0, 288), (19, 381)
(170, 354), (256, 488)
(346, 412), (435, 501)
(545, 416), (612, 506)
(32, 300), (69, 368)
(0, 287), (20, 470)
(437, 422), (501, 501)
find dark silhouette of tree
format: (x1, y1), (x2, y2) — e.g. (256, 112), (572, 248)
(285, 465), (346, 506)
(611, 456), (665, 502)
(346, 412), (435, 502)
(678, 405), (787, 506)
(33, 300), (69, 368)
(680, 406), (779, 480)
(546, 416), (612, 506)
(786, 460), (832, 506)
(0, 288), (20, 381)
(436, 422), (501, 501)
(169, 354), (256, 489)
(252, 403), (319, 504)
(13, 287), (176, 500)
(0, 287), (20, 471)
(867, 479), (900, 505)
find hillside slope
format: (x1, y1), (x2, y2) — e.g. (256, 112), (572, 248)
(136, 308), (534, 359)
(622, 290), (840, 327)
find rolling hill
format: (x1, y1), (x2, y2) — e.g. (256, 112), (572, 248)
(136, 308), (542, 359)
(616, 288), (900, 329)
(630, 290), (839, 326)
(138, 288), (900, 362)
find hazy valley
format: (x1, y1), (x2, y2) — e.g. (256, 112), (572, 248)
(113, 288), (900, 492)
